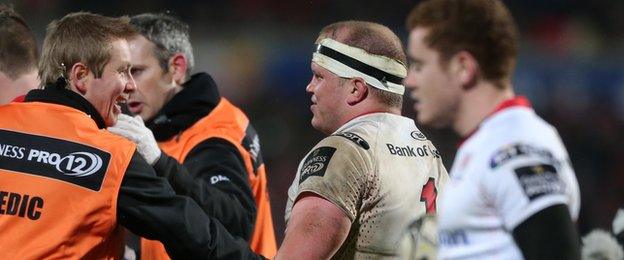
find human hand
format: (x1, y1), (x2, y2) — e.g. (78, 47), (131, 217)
(581, 229), (623, 260)
(108, 114), (162, 165)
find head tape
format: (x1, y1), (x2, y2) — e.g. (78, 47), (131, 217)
(312, 38), (407, 95)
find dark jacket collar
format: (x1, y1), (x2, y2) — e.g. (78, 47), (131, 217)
(24, 78), (107, 129)
(147, 72), (221, 141)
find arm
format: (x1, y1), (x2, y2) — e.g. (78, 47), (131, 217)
(512, 204), (580, 260)
(108, 115), (257, 240)
(485, 145), (580, 260)
(276, 193), (351, 260)
(279, 137), (371, 259)
(153, 138), (257, 240)
(117, 151), (263, 260)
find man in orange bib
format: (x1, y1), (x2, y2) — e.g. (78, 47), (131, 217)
(0, 12), (263, 259)
(108, 13), (276, 259)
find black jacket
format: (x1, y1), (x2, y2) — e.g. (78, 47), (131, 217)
(147, 73), (258, 240)
(23, 81), (262, 260)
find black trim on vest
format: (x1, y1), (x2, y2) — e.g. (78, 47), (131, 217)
(24, 78), (107, 129)
(147, 72), (221, 141)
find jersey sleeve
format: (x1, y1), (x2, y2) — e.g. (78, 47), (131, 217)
(484, 143), (569, 230)
(294, 136), (372, 222)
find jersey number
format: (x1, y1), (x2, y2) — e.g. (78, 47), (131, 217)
(420, 177), (437, 214)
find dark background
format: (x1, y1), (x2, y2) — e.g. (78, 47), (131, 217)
(7, 0), (624, 244)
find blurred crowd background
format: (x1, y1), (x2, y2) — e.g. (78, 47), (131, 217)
(8, 0), (623, 243)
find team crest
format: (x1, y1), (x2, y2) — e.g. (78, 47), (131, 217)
(410, 131), (427, 141)
(514, 163), (563, 200)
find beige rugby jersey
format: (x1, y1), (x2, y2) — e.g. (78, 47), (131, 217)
(285, 113), (449, 259)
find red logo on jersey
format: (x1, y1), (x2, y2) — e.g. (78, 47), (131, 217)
(420, 178), (438, 214)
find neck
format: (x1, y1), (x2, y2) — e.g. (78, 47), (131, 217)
(0, 70), (39, 105)
(332, 102), (400, 134)
(453, 81), (514, 137)
(165, 84), (183, 103)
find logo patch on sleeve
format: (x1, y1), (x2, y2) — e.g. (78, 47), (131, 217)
(490, 143), (557, 169)
(514, 163), (563, 200)
(299, 146), (336, 184)
(333, 132), (369, 150)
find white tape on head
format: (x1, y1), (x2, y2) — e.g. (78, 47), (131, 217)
(312, 38), (407, 95)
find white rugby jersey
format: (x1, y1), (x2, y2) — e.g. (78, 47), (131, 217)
(437, 97), (580, 259)
(285, 113), (449, 259)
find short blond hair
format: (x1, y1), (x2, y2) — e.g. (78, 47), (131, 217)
(39, 12), (137, 86)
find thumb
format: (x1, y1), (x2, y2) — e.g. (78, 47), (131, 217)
(117, 113), (134, 122)
(112, 114), (133, 127)
(107, 127), (137, 141)
(133, 115), (146, 126)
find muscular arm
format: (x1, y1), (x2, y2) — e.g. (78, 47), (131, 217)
(117, 151), (262, 259)
(152, 138), (257, 240)
(276, 193), (351, 260)
(512, 204), (580, 260)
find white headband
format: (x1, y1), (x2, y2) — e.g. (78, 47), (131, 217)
(312, 38), (407, 95)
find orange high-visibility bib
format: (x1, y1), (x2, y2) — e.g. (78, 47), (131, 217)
(141, 98), (276, 259)
(0, 102), (136, 259)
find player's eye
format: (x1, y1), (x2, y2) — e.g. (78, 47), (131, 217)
(409, 63), (422, 72)
(131, 68), (143, 77)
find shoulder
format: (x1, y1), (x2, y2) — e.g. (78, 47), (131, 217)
(306, 135), (364, 163)
(331, 132), (371, 150)
(476, 110), (564, 168)
(298, 135), (372, 184)
(482, 108), (558, 145)
(458, 110), (567, 184)
(217, 98), (249, 121)
(316, 127), (374, 157)
(189, 137), (241, 156)
(330, 115), (388, 151)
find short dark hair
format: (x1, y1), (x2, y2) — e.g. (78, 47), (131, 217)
(130, 13), (194, 76)
(407, 0), (519, 85)
(319, 21), (407, 66)
(318, 21), (404, 108)
(0, 4), (38, 80)
(39, 12), (137, 85)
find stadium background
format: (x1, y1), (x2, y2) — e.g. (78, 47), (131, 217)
(8, 0), (624, 244)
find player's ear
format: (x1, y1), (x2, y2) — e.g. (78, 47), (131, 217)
(69, 62), (90, 95)
(168, 53), (188, 86)
(452, 51), (479, 89)
(346, 77), (368, 105)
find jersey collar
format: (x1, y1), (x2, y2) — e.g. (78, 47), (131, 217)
(457, 96), (532, 148)
(490, 96), (531, 114)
